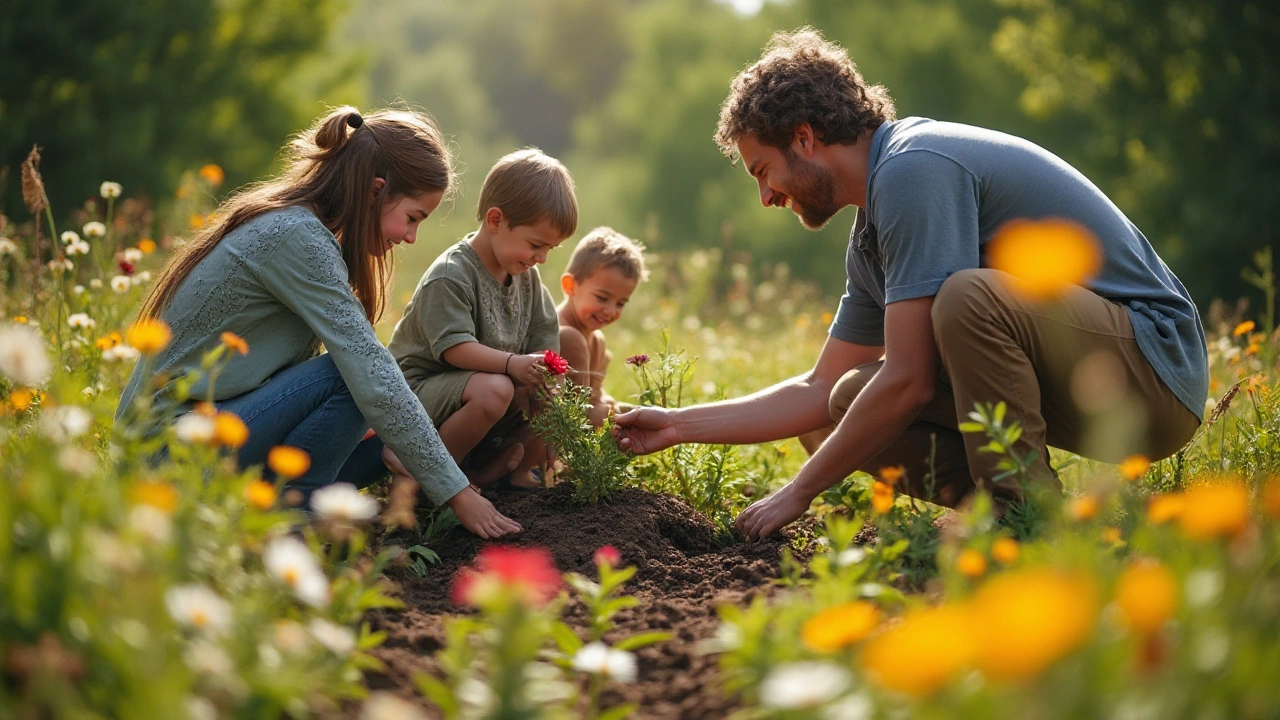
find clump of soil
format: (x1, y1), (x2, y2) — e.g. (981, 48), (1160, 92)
(365, 484), (811, 719)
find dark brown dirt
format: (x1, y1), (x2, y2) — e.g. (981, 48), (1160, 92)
(364, 484), (811, 719)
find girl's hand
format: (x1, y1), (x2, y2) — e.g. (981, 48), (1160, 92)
(448, 486), (523, 539)
(505, 353), (545, 387)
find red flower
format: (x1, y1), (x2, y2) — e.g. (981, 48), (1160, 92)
(625, 354), (650, 367)
(118, 260), (135, 276)
(593, 545), (621, 567)
(543, 349), (569, 376)
(450, 545), (562, 607)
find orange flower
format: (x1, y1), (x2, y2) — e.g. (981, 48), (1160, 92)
(1101, 526), (1123, 544)
(220, 331), (249, 356)
(956, 548), (987, 578)
(878, 465), (904, 485)
(987, 219), (1102, 301)
(991, 537), (1020, 565)
(95, 332), (122, 350)
(1114, 560), (1177, 636)
(198, 164), (225, 187)
(130, 481), (179, 513)
(871, 480), (895, 514)
(189, 213), (205, 229)
(1178, 480), (1250, 540)
(268, 446), (311, 479)
(10, 388), (36, 411)
(1119, 455), (1151, 481)
(138, 239), (157, 254)
(801, 601), (880, 653)
(244, 480), (277, 511)
(126, 319), (172, 355)
(1263, 477), (1280, 520)
(213, 412), (249, 449)
(1147, 494), (1185, 524)
(860, 605), (975, 696)
(970, 567), (1099, 682)
(1067, 495), (1100, 522)
(1233, 320), (1255, 337)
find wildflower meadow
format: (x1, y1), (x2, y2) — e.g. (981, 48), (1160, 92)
(3, 159), (1279, 720)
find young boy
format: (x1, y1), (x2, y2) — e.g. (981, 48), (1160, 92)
(387, 148), (577, 489)
(556, 227), (648, 427)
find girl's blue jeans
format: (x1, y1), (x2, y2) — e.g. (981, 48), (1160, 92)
(216, 354), (388, 504)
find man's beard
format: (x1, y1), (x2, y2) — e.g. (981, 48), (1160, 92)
(783, 151), (840, 231)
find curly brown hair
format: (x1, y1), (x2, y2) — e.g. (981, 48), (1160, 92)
(715, 28), (896, 161)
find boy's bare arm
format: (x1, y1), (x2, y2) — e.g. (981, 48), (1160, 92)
(614, 335), (884, 453)
(442, 341), (544, 386)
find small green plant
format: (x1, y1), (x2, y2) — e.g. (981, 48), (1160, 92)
(959, 401), (1046, 540)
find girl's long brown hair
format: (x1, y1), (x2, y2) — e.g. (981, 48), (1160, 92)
(139, 106), (453, 324)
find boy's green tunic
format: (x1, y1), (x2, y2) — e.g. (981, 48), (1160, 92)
(115, 206), (470, 506)
(388, 237), (560, 424)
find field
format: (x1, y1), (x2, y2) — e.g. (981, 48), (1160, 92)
(3, 171), (1280, 719)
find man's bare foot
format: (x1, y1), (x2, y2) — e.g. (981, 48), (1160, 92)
(467, 443), (525, 488)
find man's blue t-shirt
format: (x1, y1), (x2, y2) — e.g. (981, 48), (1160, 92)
(829, 117), (1209, 419)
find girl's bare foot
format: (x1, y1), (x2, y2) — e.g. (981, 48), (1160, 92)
(467, 443), (525, 488)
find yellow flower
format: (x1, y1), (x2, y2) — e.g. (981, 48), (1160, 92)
(130, 481), (179, 514)
(1114, 560), (1177, 636)
(126, 319), (172, 355)
(95, 332), (123, 351)
(1067, 495), (1100, 522)
(796, 314), (811, 329)
(801, 601), (880, 653)
(956, 548), (987, 578)
(220, 331), (249, 356)
(244, 480), (277, 511)
(987, 219), (1102, 301)
(1119, 455), (1151, 481)
(991, 537), (1020, 565)
(13, 315), (28, 324)
(213, 412), (249, 449)
(970, 567), (1098, 682)
(1178, 480), (1250, 540)
(1233, 320), (1255, 336)
(1263, 477), (1280, 520)
(1147, 493), (1185, 524)
(138, 238), (157, 254)
(871, 481), (894, 514)
(1245, 342), (1260, 356)
(1101, 526), (1123, 544)
(859, 605), (975, 697)
(821, 311), (834, 325)
(198, 164), (225, 187)
(268, 446), (311, 480)
(10, 388), (36, 411)
(189, 213), (205, 229)
(878, 465), (904, 485)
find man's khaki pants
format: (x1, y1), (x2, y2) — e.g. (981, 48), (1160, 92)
(822, 269), (1201, 506)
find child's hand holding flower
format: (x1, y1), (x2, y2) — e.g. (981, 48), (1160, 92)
(505, 352), (551, 387)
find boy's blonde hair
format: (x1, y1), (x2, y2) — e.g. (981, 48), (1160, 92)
(565, 227), (649, 283)
(477, 148), (578, 238)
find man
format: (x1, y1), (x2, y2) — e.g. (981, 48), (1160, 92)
(613, 28), (1208, 540)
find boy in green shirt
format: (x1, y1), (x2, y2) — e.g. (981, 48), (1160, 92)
(388, 149), (577, 489)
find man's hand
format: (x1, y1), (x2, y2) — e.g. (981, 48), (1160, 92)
(734, 481), (815, 541)
(448, 486), (523, 539)
(611, 407), (681, 455)
(505, 353), (545, 387)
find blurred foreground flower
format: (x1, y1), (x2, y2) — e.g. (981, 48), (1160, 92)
(860, 605), (974, 696)
(871, 480), (894, 514)
(268, 446), (311, 479)
(199, 164), (225, 186)
(572, 642), (638, 682)
(213, 412), (249, 448)
(221, 331), (249, 355)
(1178, 480), (1250, 540)
(165, 584), (231, 635)
(451, 545), (561, 608)
(1233, 320), (1255, 336)
(0, 323), (51, 386)
(309, 618), (356, 655)
(362, 692), (429, 720)
(1119, 455), (1151, 481)
(126, 319), (172, 355)
(758, 661), (850, 709)
(1263, 477), (1280, 519)
(1115, 560), (1177, 636)
(131, 481), (179, 513)
(593, 545), (621, 567)
(801, 601), (879, 653)
(956, 548), (987, 578)
(988, 219), (1102, 301)
(969, 567), (1098, 682)
(244, 480), (277, 511)
(138, 238), (157, 254)
(311, 483), (379, 522)
(174, 412), (216, 444)
(992, 537), (1020, 564)
(263, 536), (330, 608)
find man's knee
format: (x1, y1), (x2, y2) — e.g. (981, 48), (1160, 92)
(829, 362), (882, 422)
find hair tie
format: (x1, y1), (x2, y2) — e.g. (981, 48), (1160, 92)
(346, 113), (364, 129)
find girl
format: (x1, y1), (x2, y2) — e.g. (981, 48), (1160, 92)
(116, 106), (521, 539)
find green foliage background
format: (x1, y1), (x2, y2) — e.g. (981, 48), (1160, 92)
(3, 0), (1275, 306)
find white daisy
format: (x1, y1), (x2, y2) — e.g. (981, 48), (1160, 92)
(123, 247), (143, 263)
(61, 230), (81, 245)
(0, 237), (17, 255)
(100, 181), (122, 199)
(89, 278), (103, 289)
(110, 275), (132, 293)
(309, 618), (357, 655)
(361, 692), (430, 720)
(82, 221), (106, 238)
(64, 240), (91, 256)
(174, 412), (215, 443)
(263, 536), (330, 608)
(40, 405), (93, 441)
(0, 323), (51, 386)
(311, 483), (379, 522)
(759, 661), (851, 709)
(67, 313), (95, 330)
(102, 344), (140, 362)
(128, 504), (173, 544)
(47, 258), (74, 272)
(166, 584), (232, 634)
(571, 642), (638, 683)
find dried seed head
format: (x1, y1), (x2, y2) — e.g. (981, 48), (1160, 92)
(21, 145), (47, 216)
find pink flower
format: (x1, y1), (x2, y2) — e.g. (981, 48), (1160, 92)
(543, 349), (569, 376)
(118, 259), (135, 276)
(451, 545), (562, 608)
(625, 354), (650, 367)
(593, 546), (621, 567)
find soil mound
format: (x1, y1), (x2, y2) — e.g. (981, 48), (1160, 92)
(366, 484), (808, 719)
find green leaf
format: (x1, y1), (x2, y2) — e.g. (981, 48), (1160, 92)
(599, 703), (639, 720)
(615, 631), (671, 651)
(551, 621), (584, 654)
